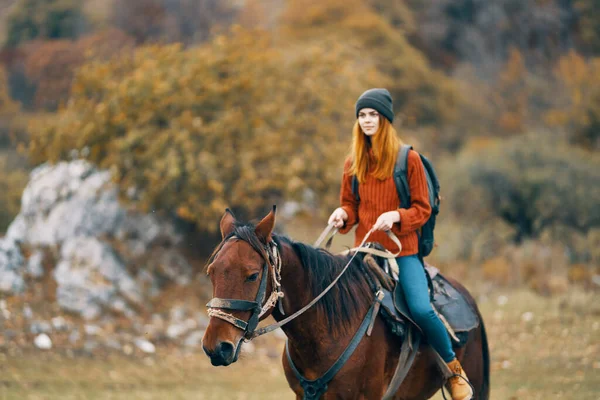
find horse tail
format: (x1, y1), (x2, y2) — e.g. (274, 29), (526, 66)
(477, 307), (491, 399)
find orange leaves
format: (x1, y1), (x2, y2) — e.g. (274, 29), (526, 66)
(0, 154), (28, 231)
(26, 26), (366, 232)
(12, 29), (135, 110)
(545, 51), (600, 149)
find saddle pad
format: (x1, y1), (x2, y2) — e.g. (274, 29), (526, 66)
(393, 273), (480, 334)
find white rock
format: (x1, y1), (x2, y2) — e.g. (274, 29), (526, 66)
(84, 325), (102, 336)
(167, 318), (197, 339)
(23, 305), (33, 319)
(26, 251), (45, 278)
(134, 338), (155, 354)
(34, 334), (52, 350)
(30, 321), (52, 334)
(2, 160), (190, 318)
(167, 324), (188, 339)
(0, 238), (25, 293)
(53, 237), (142, 319)
(51, 316), (68, 331)
(521, 312), (534, 322)
(7, 162), (123, 245)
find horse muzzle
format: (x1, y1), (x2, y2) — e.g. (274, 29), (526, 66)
(202, 340), (241, 366)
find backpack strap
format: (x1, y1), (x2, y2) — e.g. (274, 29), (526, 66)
(394, 145), (413, 209)
(351, 175), (360, 202)
(351, 144), (413, 205)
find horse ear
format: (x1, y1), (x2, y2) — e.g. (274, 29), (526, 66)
(220, 208), (236, 239)
(255, 205), (276, 243)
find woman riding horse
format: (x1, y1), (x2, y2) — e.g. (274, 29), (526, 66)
(328, 88), (472, 400)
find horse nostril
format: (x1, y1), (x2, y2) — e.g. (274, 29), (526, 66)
(217, 341), (235, 360)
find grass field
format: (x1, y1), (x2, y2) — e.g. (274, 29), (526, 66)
(2, 288), (598, 400)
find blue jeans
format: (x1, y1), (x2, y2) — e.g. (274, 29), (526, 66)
(396, 255), (455, 363)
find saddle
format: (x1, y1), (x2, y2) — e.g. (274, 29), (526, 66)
(359, 243), (479, 347)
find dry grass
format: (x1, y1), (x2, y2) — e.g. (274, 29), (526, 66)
(1, 287), (598, 399)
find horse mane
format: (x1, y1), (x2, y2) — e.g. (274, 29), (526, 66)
(206, 222), (375, 338)
(274, 235), (374, 337)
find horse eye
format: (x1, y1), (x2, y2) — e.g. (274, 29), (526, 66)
(246, 273), (259, 282)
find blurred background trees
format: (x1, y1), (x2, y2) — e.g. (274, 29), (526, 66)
(111, 0), (238, 45)
(26, 28), (370, 233)
(5, 0), (87, 47)
(0, 0), (598, 288)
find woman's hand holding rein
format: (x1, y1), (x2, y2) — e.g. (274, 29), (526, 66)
(372, 211), (400, 232)
(328, 207), (348, 228)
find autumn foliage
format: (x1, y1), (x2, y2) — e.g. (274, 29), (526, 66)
(0, 0), (598, 277)
(27, 27), (373, 231)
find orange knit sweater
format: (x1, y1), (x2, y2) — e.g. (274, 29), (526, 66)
(338, 149), (431, 256)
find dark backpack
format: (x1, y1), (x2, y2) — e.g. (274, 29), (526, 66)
(351, 144), (441, 257)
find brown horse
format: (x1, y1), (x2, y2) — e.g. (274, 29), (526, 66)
(202, 208), (490, 399)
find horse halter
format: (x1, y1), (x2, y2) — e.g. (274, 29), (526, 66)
(205, 235), (284, 341)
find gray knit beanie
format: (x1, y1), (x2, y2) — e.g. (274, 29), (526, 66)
(355, 88), (394, 123)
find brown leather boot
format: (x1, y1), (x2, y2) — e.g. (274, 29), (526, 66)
(445, 358), (473, 400)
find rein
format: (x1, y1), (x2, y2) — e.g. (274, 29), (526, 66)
(254, 231), (370, 337)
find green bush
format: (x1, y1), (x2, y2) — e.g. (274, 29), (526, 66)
(0, 154), (28, 233)
(5, 0), (87, 47)
(441, 133), (600, 263)
(575, 0), (600, 54)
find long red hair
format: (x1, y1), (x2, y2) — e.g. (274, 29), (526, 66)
(348, 117), (402, 183)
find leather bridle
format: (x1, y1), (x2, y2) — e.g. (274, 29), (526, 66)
(205, 236), (284, 341)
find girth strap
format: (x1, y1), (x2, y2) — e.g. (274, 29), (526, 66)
(381, 326), (422, 400)
(286, 296), (382, 400)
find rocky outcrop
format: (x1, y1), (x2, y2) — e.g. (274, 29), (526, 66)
(0, 237), (25, 293)
(0, 160), (215, 354)
(1, 161), (192, 319)
(53, 236), (142, 320)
